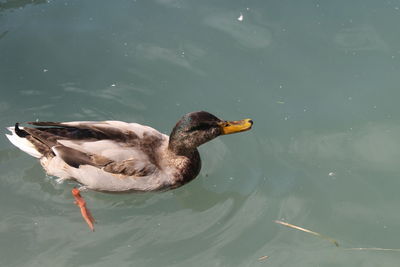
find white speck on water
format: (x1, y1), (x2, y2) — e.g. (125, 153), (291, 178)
(111, 83), (116, 87)
(284, 116), (288, 120)
(43, 69), (48, 73)
(328, 172), (335, 177)
(373, 105), (377, 109)
(395, 6), (399, 10)
(124, 42), (128, 46)
(237, 13), (243, 21)
(246, 7), (250, 11)
(279, 84), (283, 89)
(229, 177), (234, 180)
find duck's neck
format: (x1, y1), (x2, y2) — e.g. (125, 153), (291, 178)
(168, 129), (199, 156)
(168, 140), (197, 157)
(166, 144), (202, 186)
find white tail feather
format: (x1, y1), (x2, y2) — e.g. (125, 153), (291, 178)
(5, 126), (42, 158)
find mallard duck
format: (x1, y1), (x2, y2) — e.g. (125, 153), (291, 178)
(6, 111), (253, 230)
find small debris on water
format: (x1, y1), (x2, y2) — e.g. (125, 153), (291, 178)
(275, 220), (339, 247)
(258, 255), (269, 261)
(111, 83), (116, 87)
(43, 69), (48, 73)
(328, 172), (335, 177)
(237, 13), (243, 21)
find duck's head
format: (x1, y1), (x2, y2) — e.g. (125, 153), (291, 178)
(168, 111), (253, 155)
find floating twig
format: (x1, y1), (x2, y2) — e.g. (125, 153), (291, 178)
(345, 247), (400, 252)
(258, 255), (269, 261)
(275, 220), (339, 247)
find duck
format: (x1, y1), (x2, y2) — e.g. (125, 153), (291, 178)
(5, 111), (253, 231)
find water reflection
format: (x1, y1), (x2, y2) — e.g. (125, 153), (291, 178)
(0, 0), (46, 12)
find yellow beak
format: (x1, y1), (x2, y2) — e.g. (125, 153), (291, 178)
(219, 119), (253, 135)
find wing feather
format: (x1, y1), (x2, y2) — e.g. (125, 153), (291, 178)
(22, 121), (167, 178)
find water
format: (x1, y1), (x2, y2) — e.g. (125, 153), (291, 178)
(1, 0), (400, 266)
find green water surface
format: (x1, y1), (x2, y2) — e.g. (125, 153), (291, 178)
(1, 0), (400, 266)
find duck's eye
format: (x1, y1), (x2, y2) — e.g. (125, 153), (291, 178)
(188, 123), (211, 132)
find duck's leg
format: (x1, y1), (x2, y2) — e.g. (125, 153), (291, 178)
(72, 188), (95, 231)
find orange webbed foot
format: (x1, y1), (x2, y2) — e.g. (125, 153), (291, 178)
(72, 188), (95, 231)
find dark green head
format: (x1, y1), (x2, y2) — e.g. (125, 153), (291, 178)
(168, 111), (253, 155)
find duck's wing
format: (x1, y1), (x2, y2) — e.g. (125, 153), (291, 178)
(22, 121), (167, 178)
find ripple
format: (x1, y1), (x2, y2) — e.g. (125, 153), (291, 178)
(288, 122), (400, 172)
(135, 43), (205, 75)
(61, 82), (149, 112)
(334, 25), (388, 52)
(0, 0), (46, 12)
(204, 12), (273, 49)
(0, 101), (10, 112)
